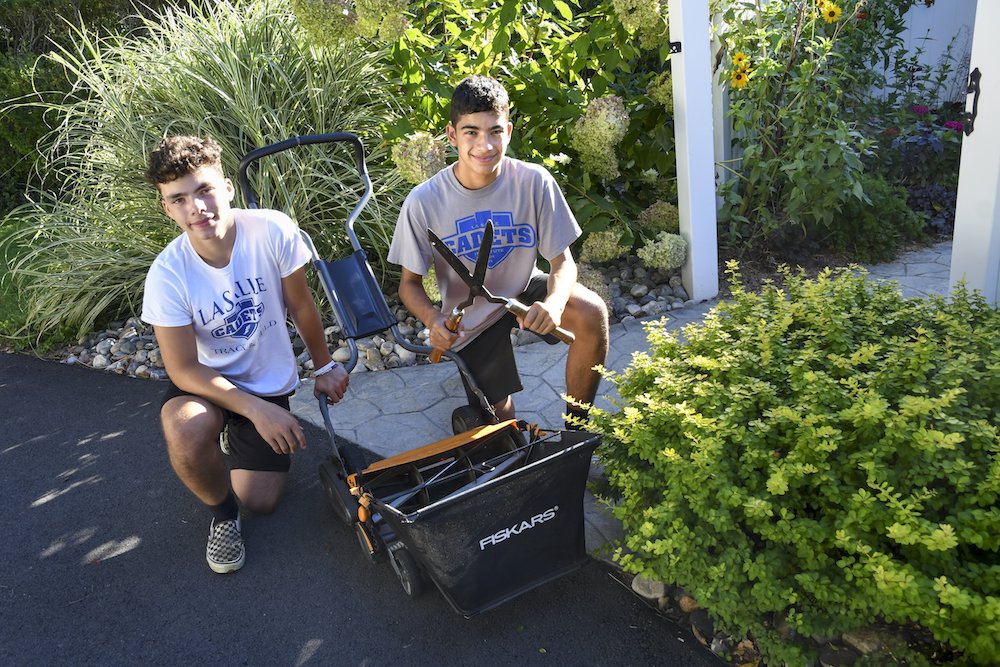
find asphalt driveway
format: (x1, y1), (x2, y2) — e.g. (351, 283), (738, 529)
(0, 352), (718, 666)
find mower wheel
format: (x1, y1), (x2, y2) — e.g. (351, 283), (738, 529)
(451, 405), (487, 435)
(389, 545), (423, 599)
(355, 521), (384, 563)
(318, 457), (356, 526)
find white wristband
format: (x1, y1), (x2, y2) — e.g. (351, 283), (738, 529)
(314, 360), (338, 377)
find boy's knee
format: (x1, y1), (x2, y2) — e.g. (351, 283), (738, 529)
(567, 286), (609, 334)
(161, 397), (223, 458)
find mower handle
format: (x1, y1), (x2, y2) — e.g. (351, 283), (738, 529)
(236, 132), (372, 253)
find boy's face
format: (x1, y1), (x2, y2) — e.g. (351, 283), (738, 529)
(158, 165), (236, 242)
(446, 110), (512, 190)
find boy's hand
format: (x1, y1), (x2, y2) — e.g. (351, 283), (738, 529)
(518, 300), (564, 336)
(249, 400), (307, 455)
(429, 313), (463, 351)
(314, 364), (349, 404)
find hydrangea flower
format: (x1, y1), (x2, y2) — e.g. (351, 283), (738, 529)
(637, 232), (687, 271)
(612, 0), (667, 47)
(639, 168), (659, 185)
(648, 70), (674, 113)
(612, 0), (662, 31)
(377, 12), (410, 40)
(943, 120), (964, 133)
(391, 132), (446, 185)
(638, 200), (680, 235)
(911, 104), (930, 116)
(570, 95), (630, 181)
(289, 0), (357, 46)
(575, 264), (613, 313)
(579, 227), (630, 264)
(355, 0), (409, 40)
(291, 0), (407, 42)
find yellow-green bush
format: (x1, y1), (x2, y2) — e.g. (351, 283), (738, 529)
(590, 266), (1000, 665)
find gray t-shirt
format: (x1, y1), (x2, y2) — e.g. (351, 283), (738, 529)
(388, 157), (581, 348)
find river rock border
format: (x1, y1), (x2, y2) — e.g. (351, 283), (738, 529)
(58, 259), (689, 380)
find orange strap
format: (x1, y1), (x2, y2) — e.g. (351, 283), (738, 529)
(362, 419), (518, 474)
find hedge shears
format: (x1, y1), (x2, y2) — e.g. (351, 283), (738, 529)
(427, 219), (575, 363)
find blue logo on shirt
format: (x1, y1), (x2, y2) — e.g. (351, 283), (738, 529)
(211, 298), (264, 339)
(443, 211), (535, 268)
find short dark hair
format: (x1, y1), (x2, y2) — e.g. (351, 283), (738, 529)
(145, 135), (223, 185)
(450, 75), (510, 125)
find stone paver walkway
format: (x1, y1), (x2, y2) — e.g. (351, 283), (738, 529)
(291, 240), (953, 554)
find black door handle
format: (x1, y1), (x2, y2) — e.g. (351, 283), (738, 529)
(962, 68), (981, 136)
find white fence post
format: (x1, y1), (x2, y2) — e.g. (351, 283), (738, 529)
(668, 0), (719, 302)
(949, 0), (1000, 303)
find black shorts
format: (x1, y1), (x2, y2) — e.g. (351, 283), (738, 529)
(457, 274), (559, 406)
(160, 382), (293, 473)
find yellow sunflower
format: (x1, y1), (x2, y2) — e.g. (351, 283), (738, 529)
(731, 68), (749, 89)
(733, 52), (748, 69)
(821, 2), (843, 23)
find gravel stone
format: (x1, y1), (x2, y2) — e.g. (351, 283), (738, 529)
(46, 254), (691, 381)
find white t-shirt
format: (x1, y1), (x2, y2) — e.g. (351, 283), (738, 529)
(141, 209), (311, 396)
(388, 157), (581, 348)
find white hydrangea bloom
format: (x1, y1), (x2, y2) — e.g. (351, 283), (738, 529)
(637, 231), (687, 271)
(648, 70), (673, 113)
(638, 200), (680, 235)
(391, 132), (446, 185)
(580, 227), (630, 263)
(570, 95), (630, 181)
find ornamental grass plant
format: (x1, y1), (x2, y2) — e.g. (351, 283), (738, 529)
(1, 0), (406, 344)
(588, 266), (1000, 665)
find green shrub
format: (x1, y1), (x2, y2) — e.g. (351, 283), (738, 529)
(1, 0), (125, 53)
(589, 266), (1000, 665)
(1, 0), (406, 344)
(291, 0), (678, 248)
(0, 53), (71, 213)
(715, 0), (924, 254)
(819, 172), (926, 263)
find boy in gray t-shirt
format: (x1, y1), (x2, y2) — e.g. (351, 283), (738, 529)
(387, 75), (609, 425)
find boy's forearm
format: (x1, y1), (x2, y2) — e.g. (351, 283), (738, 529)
(290, 303), (333, 369)
(398, 278), (442, 326)
(545, 254), (577, 310)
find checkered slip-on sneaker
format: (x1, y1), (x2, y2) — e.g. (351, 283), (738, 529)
(206, 515), (244, 574)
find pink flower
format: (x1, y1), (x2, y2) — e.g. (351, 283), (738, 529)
(911, 104), (930, 115)
(943, 120), (964, 133)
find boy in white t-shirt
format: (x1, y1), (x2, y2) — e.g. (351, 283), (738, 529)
(140, 135), (349, 574)
(388, 76), (609, 424)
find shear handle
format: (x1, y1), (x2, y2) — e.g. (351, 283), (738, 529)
(504, 299), (575, 344)
(429, 307), (464, 363)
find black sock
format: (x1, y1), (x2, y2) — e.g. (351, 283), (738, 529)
(210, 490), (239, 523)
(564, 405), (589, 431)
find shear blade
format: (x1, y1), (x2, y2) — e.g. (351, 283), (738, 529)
(471, 219), (493, 287)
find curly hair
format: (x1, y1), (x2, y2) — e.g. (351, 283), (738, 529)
(450, 75), (510, 125)
(145, 135), (223, 185)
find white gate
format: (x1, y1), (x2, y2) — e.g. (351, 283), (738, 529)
(949, 1), (1000, 302)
